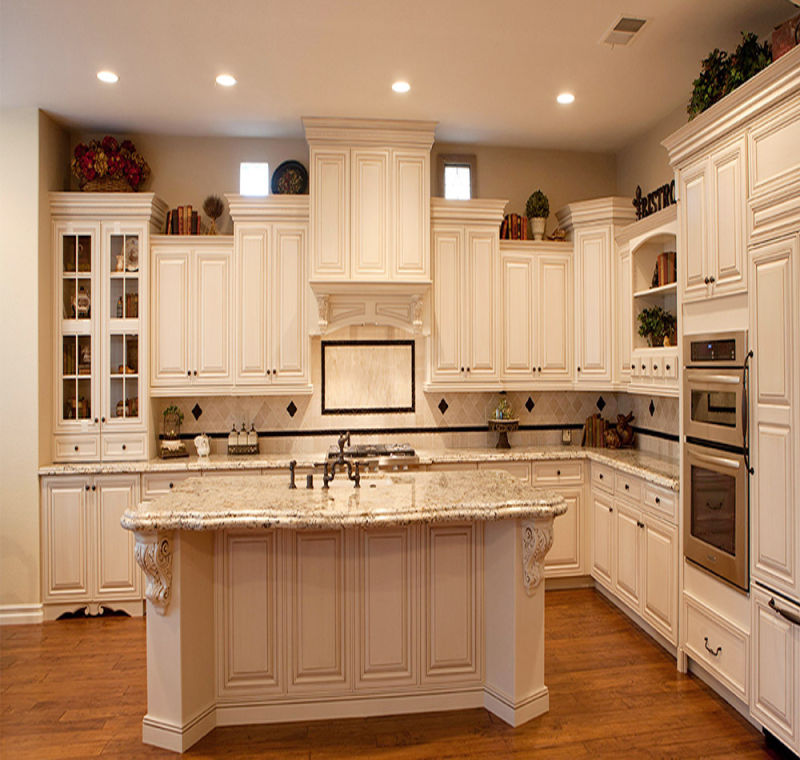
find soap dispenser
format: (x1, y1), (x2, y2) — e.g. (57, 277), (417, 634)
(247, 423), (258, 447)
(237, 423), (248, 447)
(227, 424), (238, 449)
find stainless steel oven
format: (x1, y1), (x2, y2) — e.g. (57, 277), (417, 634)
(683, 330), (751, 591)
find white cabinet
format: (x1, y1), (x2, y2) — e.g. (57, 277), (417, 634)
(678, 135), (747, 303)
(151, 238), (234, 393)
(50, 193), (166, 461)
(428, 200), (506, 388)
(616, 243), (632, 385)
(41, 474), (142, 620)
(590, 489), (615, 589)
(751, 586), (800, 755)
(304, 118), (435, 282)
(500, 243), (572, 385)
(749, 235), (799, 601)
(613, 501), (642, 610)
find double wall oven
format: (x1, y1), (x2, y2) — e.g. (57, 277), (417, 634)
(683, 331), (751, 591)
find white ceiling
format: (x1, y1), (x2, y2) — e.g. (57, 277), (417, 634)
(0, 0), (792, 151)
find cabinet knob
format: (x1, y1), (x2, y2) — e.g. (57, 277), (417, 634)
(466, 367), (470, 372)
(704, 276), (710, 285)
(460, 367), (465, 372)
(631, 364), (635, 370)
(94, 417), (99, 423)
(121, 444), (126, 451)
(101, 417), (105, 423)
(74, 445), (79, 452)
(193, 370), (197, 376)
(609, 506), (613, 513)
(642, 364), (646, 370)
(666, 364), (671, 371)
(577, 367), (581, 372)
(556, 469), (561, 476)
(709, 275), (716, 283)
(273, 369), (277, 375)
(169, 482), (174, 489)
(624, 483), (629, 490)
(655, 496), (661, 504)
(599, 473), (603, 480)
(91, 485), (96, 491)
(85, 484), (90, 491)
(537, 367), (542, 372)
(187, 371), (191, 376)
(637, 520), (644, 529)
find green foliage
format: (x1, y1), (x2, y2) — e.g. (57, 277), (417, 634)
(688, 32), (772, 119)
(637, 306), (677, 347)
(163, 404), (184, 424)
(525, 189), (549, 219)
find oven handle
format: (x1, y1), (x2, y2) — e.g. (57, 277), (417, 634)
(769, 597), (800, 627)
(689, 449), (742, 471)
(685, 373), (743, 386)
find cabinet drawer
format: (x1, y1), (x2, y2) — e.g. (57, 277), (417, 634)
(663, 354), (678, 380)
(54, 434), (100, 462)
(650, 357), (665, 379)
(142, 472), (190, 498)
(614, 472), (642, 502)
(684, 593), (749, 701)
(477, 461), (531, 483)
(643, 484), (676, 523)
(532, 461), (583, 485)
(102, 433), (147, 461)
(591, 463), (614, 492)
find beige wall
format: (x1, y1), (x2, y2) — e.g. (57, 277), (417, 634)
(431, 142), (617, 232)
(69, 131), (309, 235)
(615, 106), (687, 200)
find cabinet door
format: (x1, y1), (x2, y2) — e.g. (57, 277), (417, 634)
(642, 517), (678, 643)
(751, 588), (799, 751)
(710, 137), (747, 297)
(616, 246), (632, 384)
(613, 502), (642, 611)
(545, 487), (584, 577)
(93, 475), (140, 599)
(750, 237), (798, 599)
(351, 149), (389, 278)
(151, 248), (190, 386)
(430, 227), (463, 381)
(679, 158), (710, 303)
(575, 228), (611, 383)
(537, 252), (572, 381)
(272, 225), (308, 384)
(392, 149), (429, 279)
(501, 253), (535, 379)
(235, 225), (270, 385)
(310, 148), (349, 279)
(465, 230), (497, 379)
(590, 490), (614, 589)
(195, 250), (232, 385)
(41, 478), (90, 602)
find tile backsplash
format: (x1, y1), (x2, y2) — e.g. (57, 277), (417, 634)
(152, 331), (678, 458)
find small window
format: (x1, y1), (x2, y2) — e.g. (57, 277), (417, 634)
(438, 153), (477, 200)
(239, 162), (270, 196)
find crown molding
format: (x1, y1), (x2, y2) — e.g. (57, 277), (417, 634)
(615, 203), (677, 245)
(226, 194), (309, 222)
(303, 117), (437, 148)
(50, 192), (168, 228)
(555, 196), (636, 230)
(430, 197), (508, 225)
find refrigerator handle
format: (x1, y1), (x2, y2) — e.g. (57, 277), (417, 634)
(743, 350), (754, 475)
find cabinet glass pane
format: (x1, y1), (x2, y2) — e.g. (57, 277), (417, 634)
(62, 236), (76, 273)
(63, 378), (77, 420)
(77, 378), (91, 419)
(62, 336), (77, 377)
(75, 279), (91, 320)
(109, 333), (139, 419)
(110, 235), (125, 274)
(62, 278), (76, 319)
(124, 278), (138, 318)
(77, 335), (91, 375)
(77, 236), (91, 272)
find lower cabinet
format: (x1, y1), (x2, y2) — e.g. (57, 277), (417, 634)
(40, 474), (142, 620)
(590, 489), (614, 588)
(751, 586), (800, 754)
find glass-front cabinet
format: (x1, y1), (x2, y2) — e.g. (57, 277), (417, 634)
(51, 194), (167, 462)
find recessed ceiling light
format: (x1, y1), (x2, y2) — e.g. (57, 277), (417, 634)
(392, 80), (411, 94)
(557, 92), (575, 105)
(216, 74), (237, 87)
(97, 70), (119, 84)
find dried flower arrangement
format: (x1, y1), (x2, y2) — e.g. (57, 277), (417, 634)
(203, 195), (225, 235)
(71, 136), (150, 191)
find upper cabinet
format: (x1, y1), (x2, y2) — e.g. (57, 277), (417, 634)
(50, 192), (167, 462)
(427, 199), (506, 390)
(556, 198), (636, 388)
(304, 118), (436, 282)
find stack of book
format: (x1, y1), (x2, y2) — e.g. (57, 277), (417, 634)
(164, 205), (206, 235)
(500, 213), (528, 240)
(581, 413), (607, 448)
(655, 251), (677, 286)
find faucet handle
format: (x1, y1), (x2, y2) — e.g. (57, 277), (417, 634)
(338, 431), (351, 453)
(288, 460), (297, 489)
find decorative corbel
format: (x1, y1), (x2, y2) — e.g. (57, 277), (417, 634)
(316, 294), (330, 333)
(521, 518), (554, 594)
(134, 531), (173, 614)
(410, 295), (424, 333)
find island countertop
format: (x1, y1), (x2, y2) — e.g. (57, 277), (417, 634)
(121, 470), (567, 532)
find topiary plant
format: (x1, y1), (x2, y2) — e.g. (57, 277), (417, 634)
(637, 306), (677, 347)
(687, 48), (731, 119)
(728, 32), (772, 91)
(525, 189), (549, 219)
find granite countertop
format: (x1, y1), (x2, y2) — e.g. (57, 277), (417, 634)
(121, 470), (567, 532)
(40, 446), (679, 490)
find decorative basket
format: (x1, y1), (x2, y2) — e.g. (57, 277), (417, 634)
(81, 176), (134, 192)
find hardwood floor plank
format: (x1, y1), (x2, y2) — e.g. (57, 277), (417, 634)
(0, 588), (786, 759)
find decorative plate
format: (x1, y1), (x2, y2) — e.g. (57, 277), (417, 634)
(271, 160), (308, 195)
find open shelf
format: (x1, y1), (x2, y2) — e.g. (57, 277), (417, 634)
(633, 282), (677, 299)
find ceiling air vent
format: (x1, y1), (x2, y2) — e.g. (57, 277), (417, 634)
(602, 16), (647, 47)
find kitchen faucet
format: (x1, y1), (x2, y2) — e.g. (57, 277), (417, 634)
(322, 431), (360, 489)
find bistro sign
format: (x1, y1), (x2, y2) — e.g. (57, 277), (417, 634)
(633, 180), (676, 220)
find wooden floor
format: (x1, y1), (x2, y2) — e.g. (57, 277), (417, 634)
(0, 588), (788, 759)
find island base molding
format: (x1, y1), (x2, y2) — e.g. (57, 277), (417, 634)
(140, 518), (556, 753)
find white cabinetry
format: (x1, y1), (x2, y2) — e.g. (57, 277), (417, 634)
(151, 237), (233, 392)
(304, 118), (435, 282)
(40, 474), (142, 620)
(50, 193), (166, 461)
(427, 200), (506, 389)
(556, 198), (636, 388)
(500, 242), (573, 386)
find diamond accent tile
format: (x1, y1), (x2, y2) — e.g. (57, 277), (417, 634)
(286, 401), (297, 418)
(649, 399), (656, 416)
(438, 398), (449, 415)
(191, 403), (202, 420)
(596, 395), (606, 412)
(525, 397), (535, 413)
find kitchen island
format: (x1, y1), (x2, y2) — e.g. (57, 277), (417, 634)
(122, 469), (566, 753)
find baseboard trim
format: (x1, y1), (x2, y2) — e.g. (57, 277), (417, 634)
(0, 603), (44, 626)
(483, 685), (549, 727)
(545, 575), (594, 590)
(142, 704), (216, 753)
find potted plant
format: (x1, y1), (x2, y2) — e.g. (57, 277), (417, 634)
(637, 306), (677, 347)
(525, 189), (549, 240)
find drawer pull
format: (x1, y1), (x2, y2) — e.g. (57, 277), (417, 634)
(169, 482), (174, 489)
(653, 364), (658, 370)
(703, 637), (722, 657)
(556, 469), (561, 476)
(637, 520), (644, 528)
(624, 483), (629, 490)
(769, 598), (800, 627)
(655, 497), (661, 504)
(608, 506), (613, 513)
(74, 445), (79, 452)
(121, 444), (127, 451)
(91, 485), (96, 491)
(666, 364), (671, 371)
(599, 473), (604, 480)
(85, 484), (90, 491)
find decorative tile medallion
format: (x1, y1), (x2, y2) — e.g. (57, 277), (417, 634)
(525, 397), (535, 413)
(596, 395), (606, 411)
(438, 398), (449, 415)
(191, 403), (202, 420)
(649, 399), (656, 416)
(286, 401), (297, 418)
